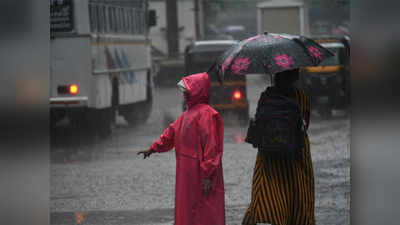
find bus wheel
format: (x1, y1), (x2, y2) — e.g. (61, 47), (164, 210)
(122, 93), (153, 126)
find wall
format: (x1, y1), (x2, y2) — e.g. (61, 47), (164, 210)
(149, 0), (199, 56)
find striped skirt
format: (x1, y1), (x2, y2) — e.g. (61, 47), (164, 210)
(242, 136), (315, 225)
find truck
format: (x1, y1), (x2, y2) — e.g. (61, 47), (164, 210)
(50, 0), (156, 137)
(257, 0), (309, 36)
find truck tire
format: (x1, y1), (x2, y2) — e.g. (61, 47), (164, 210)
(122, 92), (153, 125)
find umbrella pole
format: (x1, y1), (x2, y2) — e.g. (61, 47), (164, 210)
(270, 73), (273, 86)
(207, 62), (223, 85)
(264, 67), (273, 87)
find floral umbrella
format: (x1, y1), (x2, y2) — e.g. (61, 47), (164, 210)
(213, 32), (334, 81)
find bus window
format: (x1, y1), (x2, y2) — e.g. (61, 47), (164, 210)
(133, 9), (139, 34)
(114, 7), (119, 33)
(128, 9), (133, 34)
(98, 5), (105, 33)
(89, 4), (98, 33)
(139, 11), (144, 34)
(119, 8), (123, 33)
(107, 6), (113, 33)
(139, 10), (144, 34)
(102, 5), (108, 33)
(112, 7), (118, 33)
(122, 8), (128, 33)
(124, 9), (130, 34)
(118, 8), (124, 33)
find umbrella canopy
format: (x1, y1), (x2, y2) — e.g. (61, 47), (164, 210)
(214, 32), (334, 81)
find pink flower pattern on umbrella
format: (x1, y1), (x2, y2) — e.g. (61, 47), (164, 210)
(274, 54), (294, 69)
(308, 46), (323, 60)
(220, 56), (233, 72)
(273, 35), (283, 40)
(231, 57), (251, 74)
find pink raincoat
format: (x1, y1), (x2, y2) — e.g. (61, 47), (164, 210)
(149, 72), (225, 225)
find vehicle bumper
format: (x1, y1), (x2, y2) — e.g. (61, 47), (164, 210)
(212, 101), (248, 110)
(50, 96), (88, 108)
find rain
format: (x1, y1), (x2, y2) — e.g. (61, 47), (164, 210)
(50, 0), (350, 224)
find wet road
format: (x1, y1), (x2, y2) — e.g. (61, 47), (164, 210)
(51, 75), (350, 225)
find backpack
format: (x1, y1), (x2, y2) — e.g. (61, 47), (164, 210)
(245, 94), (305, 158)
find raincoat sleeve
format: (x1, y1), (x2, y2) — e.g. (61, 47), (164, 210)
(150, 116), (180, 153)
(198, 112), (224, 179)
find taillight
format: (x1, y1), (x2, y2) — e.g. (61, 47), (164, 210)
(69, 84), (79, 94)
(233, 90), (242, 100)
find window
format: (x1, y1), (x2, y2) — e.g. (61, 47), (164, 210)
(118, 8), (125, 33)
(102, 5), (108, 33)
(138, 10), (145, 34)
(120, 8), (125, 33)
(113, 7), (118, 33)
(108, 6), (117, 33)
(88, 3), (146, 35)
(133, 9), (139, 34)
(124, 9), (130, 33)
(115, 7), (120, 33)
(97, 5), (105, 33)
(127, 9), (133, 34)
(107, 6), (113, 32)
(89, 4), (98, 32)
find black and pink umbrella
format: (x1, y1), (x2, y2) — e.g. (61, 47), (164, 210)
(213, 32), (334, 81)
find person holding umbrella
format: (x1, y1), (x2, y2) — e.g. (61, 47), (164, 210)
(137, 72), (226, 225)
(213, 33), (333, 225)
(242, 68), (314, 225)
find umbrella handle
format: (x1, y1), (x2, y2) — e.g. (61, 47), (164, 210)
(263, 66), (274, 86)
(270, 73), (274, 86)
(207, 61), (216, 73)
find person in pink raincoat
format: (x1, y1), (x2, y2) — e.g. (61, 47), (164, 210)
(137, 72), (226, 225)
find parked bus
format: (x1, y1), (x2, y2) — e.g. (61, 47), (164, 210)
(50, 0), (156, 136)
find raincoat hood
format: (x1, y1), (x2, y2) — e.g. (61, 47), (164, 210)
(182, 72), (210, 108)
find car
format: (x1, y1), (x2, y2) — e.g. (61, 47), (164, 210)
(220, 25), (251, 41)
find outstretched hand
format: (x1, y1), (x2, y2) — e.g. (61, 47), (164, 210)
(137, 149), (153, 159)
